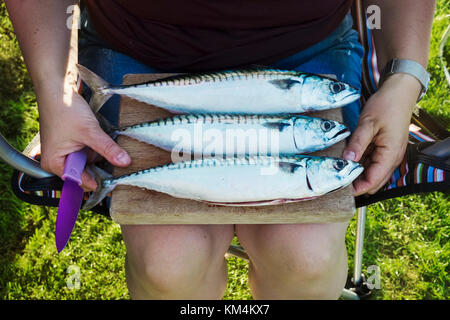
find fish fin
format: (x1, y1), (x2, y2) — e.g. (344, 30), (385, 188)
(96, 113), (118, 138)
(269, 79), (300, 90)
(262, 120), (291, 131)
(77, 64), (113, 113)
(82, 165), (115, 211)
(278, 162), (303, 174)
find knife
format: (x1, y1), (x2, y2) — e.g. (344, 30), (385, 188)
(55, 148), (88, 253)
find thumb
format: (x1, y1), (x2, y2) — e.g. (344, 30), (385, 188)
(85, 127), (131, 167)
(343, 119), (375, 162)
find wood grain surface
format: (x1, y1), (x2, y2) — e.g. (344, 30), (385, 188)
(110, 73), (356, 224)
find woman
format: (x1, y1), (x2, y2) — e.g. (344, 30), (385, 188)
(5, 0), (434, 299)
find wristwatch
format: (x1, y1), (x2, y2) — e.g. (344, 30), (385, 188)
(379, 58), (430, 102)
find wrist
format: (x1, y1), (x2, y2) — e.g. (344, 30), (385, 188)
(35, 75), (77, 94)
(379, 73), (423, 102)
(379, 58), (429, 102)
(35, 74), (79, 110)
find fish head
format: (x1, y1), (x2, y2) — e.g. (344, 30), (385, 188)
(301, 76), (360, 110)
(305, 157), (363, 194)
(293, 117), (350, 152)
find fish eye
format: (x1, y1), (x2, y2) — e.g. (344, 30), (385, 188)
(321, 120), (335, 132)
(330, 82), (345, 94)
(333, 159), (348, 171)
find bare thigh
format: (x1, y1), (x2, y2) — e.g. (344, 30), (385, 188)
(237, 221), (347, 247)
(235, 223), (348, 270)
(120, 224), (235, 299)
(234, 223), (349, 299)
(121, 224), (235, 275)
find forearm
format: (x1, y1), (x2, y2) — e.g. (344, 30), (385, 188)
(364, 0), (435, 72)
(363, 0), (435, 103)
(5, 0), (78, 97)
(345, 1), (436, 195)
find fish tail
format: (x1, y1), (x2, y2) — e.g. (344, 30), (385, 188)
(82, 165), (116, 210)
(96, 113), (118, 139)
(77, 64), (113, 113)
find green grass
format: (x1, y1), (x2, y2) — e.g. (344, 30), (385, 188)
(420, 1), (450, 127)
(0, 2), (448, 300)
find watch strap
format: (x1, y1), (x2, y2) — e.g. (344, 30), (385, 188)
(380, 59), (430, 102)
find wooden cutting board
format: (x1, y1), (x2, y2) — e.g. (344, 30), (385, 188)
(110, 73), (356, 224)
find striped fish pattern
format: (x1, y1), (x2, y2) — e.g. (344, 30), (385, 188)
(102, 113), (350, 156)
(77, 64), (360, 115)
(82, 155), (364, 210)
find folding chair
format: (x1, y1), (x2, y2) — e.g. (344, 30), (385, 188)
(1, 0), (448, 300)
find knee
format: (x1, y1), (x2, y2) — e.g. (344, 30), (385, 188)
(237, 224), (348, 299)
(124, 226), (232, 296)
(136, 256), (207, 295)
(136, 244), (212, 294)
(252, 236), (347, 299)
(263, 239), (343, 282)
(240, 225), (347, 282)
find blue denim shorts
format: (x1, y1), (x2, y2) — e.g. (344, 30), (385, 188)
(79, 10), (364, 132)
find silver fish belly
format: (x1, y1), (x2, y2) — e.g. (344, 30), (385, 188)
(77, 64), (360, 114)
(114, 114), (350, 156)
(82, 156), (363, 210)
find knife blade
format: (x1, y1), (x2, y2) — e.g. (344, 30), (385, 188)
(55, 148), (88, 253)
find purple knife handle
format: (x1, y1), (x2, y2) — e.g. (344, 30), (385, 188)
(62, 148), (88, 186)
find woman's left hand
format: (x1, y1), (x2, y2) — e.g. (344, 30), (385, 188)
(342, 73), (423, 196)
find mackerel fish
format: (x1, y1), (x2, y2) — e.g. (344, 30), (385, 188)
(77, 64), (360, 114)
(100, 113), (350, 156)
(82, 156), (363, 210)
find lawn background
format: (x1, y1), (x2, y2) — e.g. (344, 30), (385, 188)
(0, 1), (448, 300)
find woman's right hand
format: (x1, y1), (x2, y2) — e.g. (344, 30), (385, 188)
(37, 83), (131, 191)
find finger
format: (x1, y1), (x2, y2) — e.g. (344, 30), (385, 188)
(343, 118), (375, 162)
(366, 147), (403, 194)
(361, 155), (372, 171)
(43, 153), (98, 191)
(352, 176), (373, 196)
(359, 146), (375, 169)
(368, 166), (396, 195)
(41, 154), (66, 178)
(361, 143), (376, 160)
(354, 161), (393, 195)
(80, 169), (97, 191)
(85, 127), (131, 167)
